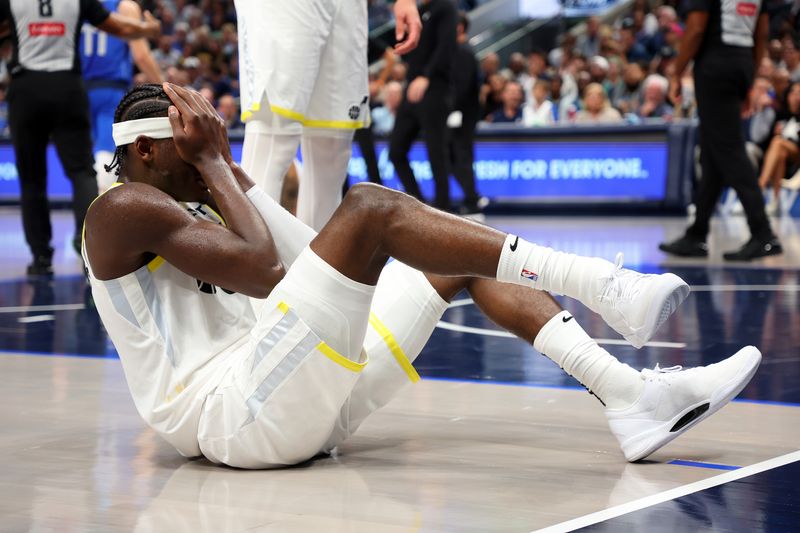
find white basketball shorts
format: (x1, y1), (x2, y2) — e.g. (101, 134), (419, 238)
(235, 0), (370, 131)
(197, 249), (448, 469)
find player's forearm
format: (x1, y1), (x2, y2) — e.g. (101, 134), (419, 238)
(673, 14), (707, 77)
(197, 158), (282, 272)
(98, 12), (158, 40)
(228, 162), (257, 193)
(753, 14), (769, 71)
(131, 42), (163, 83)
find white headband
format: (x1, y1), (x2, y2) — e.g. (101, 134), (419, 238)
(112, 117), (173, 147)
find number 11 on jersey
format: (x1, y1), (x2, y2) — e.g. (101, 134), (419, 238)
(82, 24), (108, 57)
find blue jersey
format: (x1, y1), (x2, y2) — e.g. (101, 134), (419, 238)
(80, 0), (133, 84)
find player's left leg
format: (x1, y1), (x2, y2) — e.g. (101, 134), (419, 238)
(313, 182), (687, 348)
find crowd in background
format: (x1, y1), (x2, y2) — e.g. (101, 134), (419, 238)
(0, 0), (799, 140)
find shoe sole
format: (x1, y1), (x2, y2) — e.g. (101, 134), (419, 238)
(723, 247), (783, 261)
(658, 244), (708, 257)
(623, 346), (762, 462)
(625, 274), (690, 349)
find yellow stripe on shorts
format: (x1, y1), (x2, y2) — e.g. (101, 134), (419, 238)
(369, 312), (420, 383)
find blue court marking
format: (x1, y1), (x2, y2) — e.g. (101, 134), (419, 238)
(668, 459), (741, 471)
(0, 349), (117, 360)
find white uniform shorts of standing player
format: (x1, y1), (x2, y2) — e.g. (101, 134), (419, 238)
(234, 0), (420, 231)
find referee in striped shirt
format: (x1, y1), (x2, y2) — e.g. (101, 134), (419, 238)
(0, 0), (160, 276)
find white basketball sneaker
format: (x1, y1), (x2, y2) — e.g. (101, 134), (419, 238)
(589, 253), (690, 349)
(605, 346), (762, 462)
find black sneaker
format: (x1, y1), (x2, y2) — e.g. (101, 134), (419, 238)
(723, 237), (782, 261)
(659, 236), (709, 257)
(27, 256), (54, 278)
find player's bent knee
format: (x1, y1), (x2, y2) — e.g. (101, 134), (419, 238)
(343, 182), (404, 218)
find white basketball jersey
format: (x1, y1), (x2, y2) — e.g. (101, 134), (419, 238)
(84, 201), (257, 457)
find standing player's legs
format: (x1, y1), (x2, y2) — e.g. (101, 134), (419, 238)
(52, 76), (100, 254)
(354, 126), (383, 185)
(418, 83), (452, 210)
(688, 59), (774, 244)
(241, 110), (302, 201)
(8, 74), (57, 274)
(388, 100), (424, 200)
(295, 0), (369, 230)
(450, 116), (480, 210)
(235, 0), (330, 201)
(297, 130), (355, 230)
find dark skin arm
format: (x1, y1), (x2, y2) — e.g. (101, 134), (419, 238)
(85, 84), (284, 298)
(97, 9), (161, 40)
(753, 13), (769, 72)
(668, 11), (708, 105)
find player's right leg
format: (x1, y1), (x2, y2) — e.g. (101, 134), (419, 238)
(323, 263), (760, 463)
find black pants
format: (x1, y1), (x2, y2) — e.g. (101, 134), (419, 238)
(449, 114), (479, 206)
(388, 83), (450, 209)
(687, 51), (773, 242)
(354, 127), (382, 185)
(8, 72), (98, 258)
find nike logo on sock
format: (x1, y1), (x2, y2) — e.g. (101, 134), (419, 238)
(562, 315), (573, 323)
(510, 236), (519, 252)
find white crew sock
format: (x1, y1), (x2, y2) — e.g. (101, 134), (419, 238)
(297, 131), (354, 231)
(496, 234), (616, 310)
(534, 310), (643, 409)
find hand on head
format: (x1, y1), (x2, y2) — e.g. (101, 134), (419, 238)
(162, 82), (233, 167)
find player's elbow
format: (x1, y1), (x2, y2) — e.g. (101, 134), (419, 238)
(247, 259), (285, 299)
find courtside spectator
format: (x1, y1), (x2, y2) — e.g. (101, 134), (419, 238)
(522, 79), (555, 126)
(488, 81), (524, 124)
(638, 75), (673, 120)
(573, 83), (623, 124)
(372, 81), (404, 135)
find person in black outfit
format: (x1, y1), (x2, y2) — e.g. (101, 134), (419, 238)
(389, 0), (457, 210)
(0, 0), (160, 276)
(659, 0), (781, 260)
(449, 11), (482, 215)
(353, 36), (393, 186)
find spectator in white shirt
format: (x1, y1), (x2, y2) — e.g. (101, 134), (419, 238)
(522, 78), (555, 126)
(371, 81), (404, 135)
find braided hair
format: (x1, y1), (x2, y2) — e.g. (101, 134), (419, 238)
(105, 84), (172, 177)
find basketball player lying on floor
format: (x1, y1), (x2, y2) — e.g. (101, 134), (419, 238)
(83, 83), (761, 469)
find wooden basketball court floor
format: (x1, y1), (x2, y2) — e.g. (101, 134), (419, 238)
(0, 209), (799, 532)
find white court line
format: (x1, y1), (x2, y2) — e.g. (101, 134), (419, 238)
(533, 449), (800, 533)
(0, 283), (795, 315)
(17, 314), (55, 324)
(0, 303), (86, 314)
(435, 321), (686, 348)
(690, 284), (800, 292)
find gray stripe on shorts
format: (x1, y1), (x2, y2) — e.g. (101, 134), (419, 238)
(104, 279), (140, 329)
(251, 311), (298, 373)
(245, 331), (319, 421)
